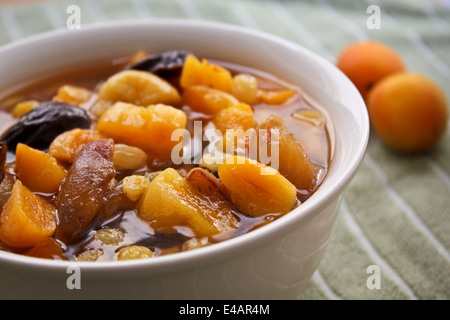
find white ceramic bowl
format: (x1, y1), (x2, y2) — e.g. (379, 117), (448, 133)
(0, 20), (369, 299)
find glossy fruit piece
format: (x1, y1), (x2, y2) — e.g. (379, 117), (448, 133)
(180, 54), (233, 92)
(257, 88), (297, 105)
(258, 115), (320, 194)
(0, 101), (91, 152)
(368, 72), (448, 153)
(53, 84), (93, 107)
(25, 237), (65, 260)
(0, 180), (57, 248)
(96, 102), (186, 158)
(336, 40), (406, 101)
(182, 85), (239, 114)
(11, 100), (40, 118)
(97, 69), (181, 107)
(48, 128), (106, 164)
(15, 143), (67, 193)
(55, 139), (116, 243)
(213, 103), (255, 134)
(218, 156), (297, 217)
(138, 168), (238, 237)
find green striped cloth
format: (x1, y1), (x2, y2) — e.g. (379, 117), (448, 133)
(0, 0), (449, 300)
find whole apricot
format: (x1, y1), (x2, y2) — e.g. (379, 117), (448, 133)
(336, 41), (406, 101)
(368, 73), (448, 154)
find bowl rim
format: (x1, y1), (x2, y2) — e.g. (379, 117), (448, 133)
(0, 19), (369, 275)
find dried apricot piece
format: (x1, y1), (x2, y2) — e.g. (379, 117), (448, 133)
(180, 54), (233, 92)
(257, 88), (297, 105)
(53, 85), (93, 107)
(0, 180), (57, 248)
(182, 85), (239, 114)
(48, 128), (106, 164)
(25, 237), (65, 260)
(218, 155), (297, 217)
(138, 168), (238, 237)
(15, 143), (67, 193)
(213, 103), (255, 134)
(96, 102), (186, 157)
(11, 100), (40, 118)
(97, 70), (181, 107)
(258, 115), (320, 194)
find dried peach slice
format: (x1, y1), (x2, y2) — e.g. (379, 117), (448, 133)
(213, 103), (255, 134)
(96, 102), (186, 157)
(218, 156), (297, 217)
(97, 70), (181, 107)
(0, 180), (57, 248)
(138, 168), (238, 237)
(258, 115), (321, 194)
(180, 54), (233, 92)
(182, 85), (239, 114)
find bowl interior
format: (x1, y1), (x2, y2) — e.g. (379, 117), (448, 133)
(0, 20), (369, 273)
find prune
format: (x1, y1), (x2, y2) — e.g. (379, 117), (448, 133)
(0, 142), (6, 184)
(126, 49), (190, 79)
(55, 139), (116, 243)
(0, 101), (91, 152)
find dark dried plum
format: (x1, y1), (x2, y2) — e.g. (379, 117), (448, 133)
(0, 101), (91, 152)
(126, 49), (190, 79)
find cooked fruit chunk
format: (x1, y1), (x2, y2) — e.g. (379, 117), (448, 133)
(180, 54), (233, 92)
(213, 102), (255, 134)
(218, 156), (297, 217)
(48, 128), (106, 164)
(96, 102), (186, 157)
(0, 172), (14, 209)
(0, 101), (91, 152)
(15, 143), (67, 193)
(0, 180), (57, 248)
(258, 115), (320, 193)
(138, 168), (238, 237)
(11, 100), (40, 118)
(257, 88), (297, 105)
(53, 85), (93, 107)
(25, 237), (65, 260)
(97, 70), (181, 106)
(55, 139), (116, 243)
(182, 85), (239, 114)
